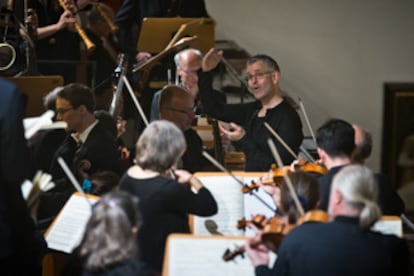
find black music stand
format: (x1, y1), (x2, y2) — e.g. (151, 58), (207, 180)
(137, 17), (215, 54)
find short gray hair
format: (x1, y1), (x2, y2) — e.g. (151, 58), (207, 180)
(332, 165), (381, 229)
(174, 48), (203, 67)
(135, 120), (186, 172)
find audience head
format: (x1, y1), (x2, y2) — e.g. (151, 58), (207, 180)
(135, 120), (186, 173)
(78, 191), (141, 271)
(316, 118), (355, 162)
(245, 54), (281, 101)
(159, 84), (196, 131)
(279, 171), (320, 223)
(56, 83), (96, 133)
(328, 164), (381, 229)
(174, 48), (202, 94)
(352, 124), (373, 164)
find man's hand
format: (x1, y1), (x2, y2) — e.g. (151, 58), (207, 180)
(219, 122), (246, 142)
(202, 48), (223, 72)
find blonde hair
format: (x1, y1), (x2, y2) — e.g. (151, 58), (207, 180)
(332, 165), (381, 229)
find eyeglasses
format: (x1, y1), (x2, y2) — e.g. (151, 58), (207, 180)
(179, 66), (198, 75)
(165, 106), (197, 116)
(56, 107), (74, 115)
(246, 71), (274, 82)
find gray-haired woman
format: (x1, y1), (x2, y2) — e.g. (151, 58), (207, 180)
(119, 120), (218, 273)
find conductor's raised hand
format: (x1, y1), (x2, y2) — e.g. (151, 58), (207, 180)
(202, 48), (223, 72)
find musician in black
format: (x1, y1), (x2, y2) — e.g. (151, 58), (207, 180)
(199, 50), (303, 171)
(246, 165), (411, 276)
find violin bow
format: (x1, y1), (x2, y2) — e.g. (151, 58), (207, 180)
(264, 121), (315, 163)
(267, 139), (305, 216)
(264, 122), (298, 160)
(57, 157), (93, 207)
(202, 151), (276, 214)
(298, 97), (316, 144)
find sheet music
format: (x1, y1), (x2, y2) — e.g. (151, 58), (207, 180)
(193, 176), (245, 236)
(193, 174), (276, 237)
(371, 216), (402, 237)
(166, 235), (254, 276)
(45, 193), (98, 253)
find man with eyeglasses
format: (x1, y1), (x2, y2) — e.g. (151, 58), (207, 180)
(159, 84), (206, 173)
(37, 83), (119, 227)
(199, 49), (303, 171)
(150, 48), (226, 121)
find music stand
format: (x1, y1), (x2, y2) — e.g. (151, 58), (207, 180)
(137, 17), (215, 54)
(6, 75), (64, 117)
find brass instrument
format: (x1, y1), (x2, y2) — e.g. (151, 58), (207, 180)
(57, 0), (96, 53)
(95, 3), (118, 34)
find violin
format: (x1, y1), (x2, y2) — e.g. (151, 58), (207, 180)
(223, 210), (330, 261)
(236, 214), (267, 231)
(293, 159), (328, 176)
(223, 216), (295, 261)
(241, 164), (291, 194)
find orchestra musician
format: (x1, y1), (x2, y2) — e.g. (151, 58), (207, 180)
(119, 120), (217, 273)
(246, 165), (411, 276)
(352, 124), (405, 216)
(150, 48), (226, 121)
(158, 84), (205, 173)
(84, 3), (118, 109)
(31, 0), (97, 83)
(199, 49), (303, 171)
(315, 118), (355, 211)
(37, 83), (119, 228)
(62, 191), (157, 275)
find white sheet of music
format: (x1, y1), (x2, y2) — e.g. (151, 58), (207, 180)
(193, 174), (276, 236)
(45, 193), (98, 253)
(194, 175), (245, 236)
(164, 234), (255, 276)
(371, 216), (402, 237)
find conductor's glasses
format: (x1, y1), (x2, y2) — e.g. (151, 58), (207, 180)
(246, 71), (274, 82)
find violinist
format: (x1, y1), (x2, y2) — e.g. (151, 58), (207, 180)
(247, 165), (411, 276)
(353, 124), (405, 216)
(221, 171), (320, 261)
(119, 120), (218, 273)
(315, 118), (355, 211)
(258, 171), (320, 223)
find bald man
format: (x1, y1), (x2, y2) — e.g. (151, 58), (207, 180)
(352, 124), (404, 215)
(159, 85), (206, 172)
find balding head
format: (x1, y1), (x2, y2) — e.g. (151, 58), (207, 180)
(352, 124), (372, 164)
(159, 85), (195, 131)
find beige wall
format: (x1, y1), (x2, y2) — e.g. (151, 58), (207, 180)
(206, 0), (414, 171)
